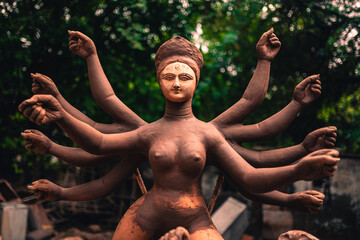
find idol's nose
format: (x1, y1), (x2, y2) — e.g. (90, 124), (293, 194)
(173, 77), (180, 89)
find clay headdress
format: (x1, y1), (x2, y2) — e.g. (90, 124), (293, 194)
(155, 36), (204, 84)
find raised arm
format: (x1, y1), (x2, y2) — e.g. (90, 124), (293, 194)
(68, 30), (146, 128)
(212, 28), (281, 126)
(219, 75), (321, 142)
(28, 154), (144, 201)
(228, 126), (337, 168)
(209, 129), (339, 193)
(18, 95), (144, 155)
(31, 73), (137, 133)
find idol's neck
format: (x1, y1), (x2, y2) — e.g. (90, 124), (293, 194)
(164, 98), (194, 119)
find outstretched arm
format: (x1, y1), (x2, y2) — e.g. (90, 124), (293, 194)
(229, 126), (337, 168)
(28, 154), (144, 201)
(68, 30), (146, 128)
(21, 129), (118, 167)
(212, 28), (281, 126)
(246, 190), (325, 214)
(209, 130), (339, 193)
(18, 95), (144, 155)
(234, 180), (325, 214)
(31, 73), (138, 133)
(219, 75), (321, 142)
(217, 167), (325, 213)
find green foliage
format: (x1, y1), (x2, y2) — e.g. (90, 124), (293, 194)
(318, 88), (360, 152)
(0, 0), (359, 182)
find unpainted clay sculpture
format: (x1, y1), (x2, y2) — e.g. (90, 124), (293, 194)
(20, 29), (339, 239)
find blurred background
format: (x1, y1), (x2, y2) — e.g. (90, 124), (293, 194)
(0, 0), (359, 239)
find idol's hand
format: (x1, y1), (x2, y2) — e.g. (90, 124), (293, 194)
(68, 30), (96, 59)
(21, 129), (52, 155)
(288, 190), (325, 214)
(28, 179), (62, 201)
(256, 28), (281, 61)
(302, 127), (337, 153)
(159, 226), (190, 240)
(18, 95), (64, 125)
(296, 149), (340, 181)
(293, 75), (321, 106)
(279, 230), (319, 240)
(31, 73), (60, 97)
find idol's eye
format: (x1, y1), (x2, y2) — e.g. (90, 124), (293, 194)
(162, 73), (176, 80)
(179, 73), (194, 81)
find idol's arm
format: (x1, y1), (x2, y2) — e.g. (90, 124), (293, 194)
(28, 154), (144, 201)
(21, 129), (117, 167)
(208, 129), (339, 193)
(226, 173), (325, 214)
(228, 126), (337, 167)
(68, 31), (146, 129)
(229, 142), (307, 168)
(219, 75), (321, 142)
(212, 28), (280, 126)
(19, 95), (144, 156)
(30, 73), (135, 133)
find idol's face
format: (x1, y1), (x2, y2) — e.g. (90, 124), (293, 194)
(159, 62), (196, 103)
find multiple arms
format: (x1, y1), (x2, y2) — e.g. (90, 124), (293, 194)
(22, 30), (338, 214)
(19, 95), (143, 155)
(210, 132), (339, 193)
(30, 73), (138, 133)
(23, 31), (147, 202)
(228, 126), (337, 167)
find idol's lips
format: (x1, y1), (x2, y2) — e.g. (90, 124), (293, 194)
(172, 89), (181, 93)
